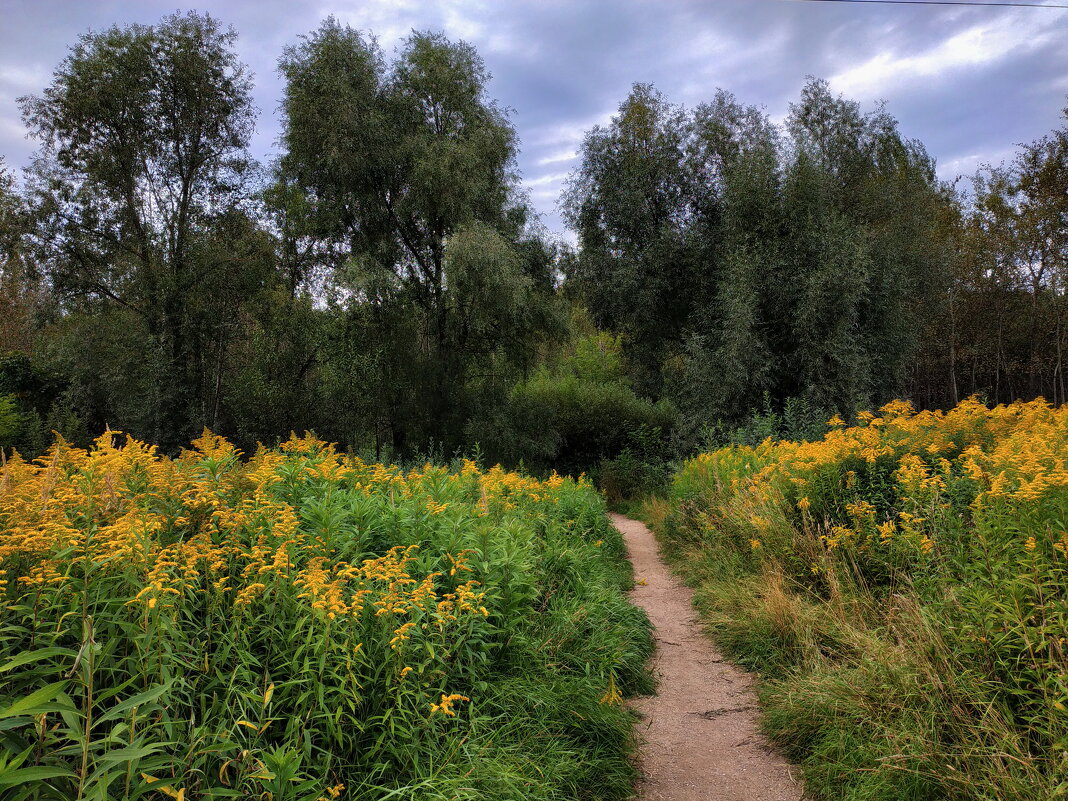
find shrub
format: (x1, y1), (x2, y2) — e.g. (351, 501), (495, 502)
(483, 333), (676, 478)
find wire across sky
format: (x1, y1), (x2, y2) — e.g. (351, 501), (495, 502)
(796, 0), (1068, 9)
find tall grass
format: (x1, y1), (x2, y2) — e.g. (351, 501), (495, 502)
(0, 431), (652, 800)
(646, 398), (1068, 800)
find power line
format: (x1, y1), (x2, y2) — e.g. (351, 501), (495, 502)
(795, 0), (1068, 8)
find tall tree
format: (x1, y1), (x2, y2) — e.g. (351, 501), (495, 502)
(563, 84), (700, 395)
(20, 11), (258, 449)
(915, 103), (1068, 407)
(567, 79), (950, 435)
(278, 20), (561, 452)
(787, 81), (946, 405)
(683, 92), (783, 422)
(0, 159), (42, 355)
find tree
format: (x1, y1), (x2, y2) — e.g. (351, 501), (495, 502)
(680, 92), (783, 424)
(563, 84), (701, 395)
(567, 79), (951, 436)
(278, 20), (562, 453)
(0, 159), (43, 354)
(915, 102), (1068, 407)
(20, 11), (258, 449)
(787, 81), (947, 405)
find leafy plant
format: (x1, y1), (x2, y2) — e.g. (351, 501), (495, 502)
(0, 431), (652, 800)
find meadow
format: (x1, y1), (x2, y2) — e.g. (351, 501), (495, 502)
(645, 398), (1068, 800)
(0, 431), (652, 800)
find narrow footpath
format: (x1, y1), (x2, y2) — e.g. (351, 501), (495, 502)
(610, 513), (803, 801)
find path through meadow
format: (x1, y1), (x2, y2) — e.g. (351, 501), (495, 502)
(612, 513), (803, 801)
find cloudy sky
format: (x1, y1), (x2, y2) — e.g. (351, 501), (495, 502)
(1, 0), (1066, 238)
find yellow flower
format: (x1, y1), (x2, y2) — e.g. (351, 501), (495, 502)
(599, 674), (622, 706)
(430, 693), (469, 717)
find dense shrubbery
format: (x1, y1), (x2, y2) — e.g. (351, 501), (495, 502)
(0, 432), (652, 800)
(649, 398), (1068, 800)
(484, 332), (675, 479)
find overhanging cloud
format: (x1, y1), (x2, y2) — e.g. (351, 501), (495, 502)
(1, 0), (1065, 238)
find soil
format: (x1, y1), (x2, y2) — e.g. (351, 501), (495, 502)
(611, 513), (803, 801)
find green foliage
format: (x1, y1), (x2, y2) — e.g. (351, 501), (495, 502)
(10, 8), (1068, 477)
(482, 332), (676, 476)
(0, 352), (84, 454)
(701, 394), (831, 450)
(562, 84), (706, 397)
(0, 435), (652, 799)
(565, 331), (629, 385)
(594, 422), (673, 505)
(566, 79), (952, 434)
(276, 20), (565, 456)
(19, 11), (260, 451)
(0, 394), (19, 447)
(0, 159), (43, 355)
(911, 101), (1068, 409)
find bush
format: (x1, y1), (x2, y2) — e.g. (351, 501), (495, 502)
(595, 424), (673, 504)
(482, 333), (676, 478)
(700, 393), (831, 449)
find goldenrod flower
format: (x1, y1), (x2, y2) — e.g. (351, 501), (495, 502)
(430, 693), (469, 717)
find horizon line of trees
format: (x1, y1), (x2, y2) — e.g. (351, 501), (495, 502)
(1, 10), (1066, 475)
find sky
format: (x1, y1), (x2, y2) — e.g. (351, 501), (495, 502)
(1, 0), (1066, 239)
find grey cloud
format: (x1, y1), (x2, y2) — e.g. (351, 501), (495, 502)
(1, 0), (1065, 238)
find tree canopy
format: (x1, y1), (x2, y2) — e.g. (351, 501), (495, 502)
(565, 79), (952, 444)
(19, 11), (261, 450)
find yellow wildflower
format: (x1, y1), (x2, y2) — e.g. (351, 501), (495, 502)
(430, 693), (469, 717)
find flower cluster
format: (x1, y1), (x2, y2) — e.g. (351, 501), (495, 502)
(677, 398), (1068, 565)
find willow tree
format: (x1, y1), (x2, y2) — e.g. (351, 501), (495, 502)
(565, 79), (950, 436)
(562, 83), (701, 396)
(20, 12), (260, 449)
(278, 20), (562, 453)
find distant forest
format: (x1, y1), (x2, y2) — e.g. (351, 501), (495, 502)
(1, 11), (1066, 478)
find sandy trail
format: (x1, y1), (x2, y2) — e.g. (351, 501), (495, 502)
(611, 513), (802, 801)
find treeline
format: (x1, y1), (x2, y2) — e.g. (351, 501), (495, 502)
(0, 14), (573, 461)
(563, 81), (1068, 450)
(1, 10), (1066, 474)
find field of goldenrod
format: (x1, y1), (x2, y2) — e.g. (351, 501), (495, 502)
(657, 398), (1068, 799)
(0, 431), (652, 800)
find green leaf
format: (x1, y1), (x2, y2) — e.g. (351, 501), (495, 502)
(0, 682), (68, 719)
(95, 742), (167, 764)
(0, 648), (77, 673)
(95, 681), (174, 725)
(0, 765), (77, 787)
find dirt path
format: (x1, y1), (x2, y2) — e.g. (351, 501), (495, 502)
(611, 513), (802, 801)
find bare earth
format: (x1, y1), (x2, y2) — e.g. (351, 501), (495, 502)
(611, 513), (803, 801)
